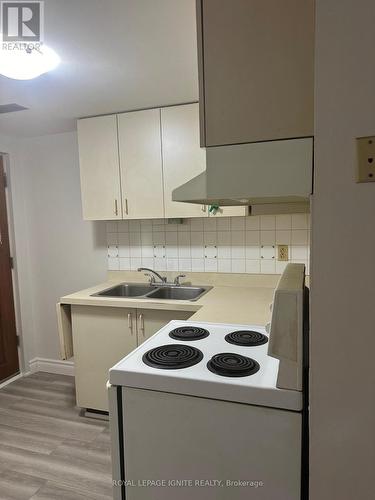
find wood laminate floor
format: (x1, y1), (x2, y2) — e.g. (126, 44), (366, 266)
(0, 373), (112, 500)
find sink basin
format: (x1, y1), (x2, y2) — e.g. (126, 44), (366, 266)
(92, 283), (212, 301)
(146, 286), (208, 301)
(94, 283), (155, 298)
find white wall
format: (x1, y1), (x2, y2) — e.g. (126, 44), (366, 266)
(311, 1), (375, 498)
(6, 132), (107, 365)
(20, 132), (107, 360)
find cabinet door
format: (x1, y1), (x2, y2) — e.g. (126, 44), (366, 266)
(77, 115), (122, 220)
(118, 109), (164, 219)
(161, 104), (207, 218)
(136, 309), (193, 345)
(71, 305), (137, 411)
(197, 0), (314, 146)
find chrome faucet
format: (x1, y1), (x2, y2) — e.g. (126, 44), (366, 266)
(138, 268), (167, 285)
(138, 268), (187, 286)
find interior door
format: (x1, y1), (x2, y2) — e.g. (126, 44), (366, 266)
(161, 104), (207, 218)
(118, 109), (164, 219)
(0, 156), (19, 382)
(77, 115), (122, 220)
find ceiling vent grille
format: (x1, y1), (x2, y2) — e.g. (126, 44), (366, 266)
(0, 103), (28, 114)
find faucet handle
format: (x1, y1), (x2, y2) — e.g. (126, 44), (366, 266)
(144, 273), (156, 284)
(174, 274), (186, 286)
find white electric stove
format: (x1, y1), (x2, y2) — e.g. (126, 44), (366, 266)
(108, 264), (308, 500)
(110, 320), (302, 411)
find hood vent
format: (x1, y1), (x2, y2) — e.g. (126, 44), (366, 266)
(172, 138), (313, 206)
(0, 103), (28, 114)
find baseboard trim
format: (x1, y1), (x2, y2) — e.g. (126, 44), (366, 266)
(0, 372), (23, 390)
(29, 357), (75, 376)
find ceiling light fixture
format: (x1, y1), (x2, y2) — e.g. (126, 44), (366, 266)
(0, 45), (60, 80)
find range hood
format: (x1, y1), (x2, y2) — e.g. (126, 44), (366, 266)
(172, 138), (313, 206)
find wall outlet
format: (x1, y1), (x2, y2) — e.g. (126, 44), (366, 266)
(277, 244), (289, 261)
(356, 136), (375, 183)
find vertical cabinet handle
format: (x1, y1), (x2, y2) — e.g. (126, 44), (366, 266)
(114, 199), (118, 216)
(139, 313), (145, 337)
(128, 313), (133, 335)
(124, 198), (129, 215)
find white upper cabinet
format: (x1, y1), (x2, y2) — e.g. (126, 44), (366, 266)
(77, 115), (122, 220)
(161, 104), (207, 218)
(197, 0), (314, 146)
(77, 104), (247, 220)
(118, 109), (164, 219)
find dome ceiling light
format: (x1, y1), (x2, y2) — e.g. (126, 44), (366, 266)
(0, 44), (60, 80)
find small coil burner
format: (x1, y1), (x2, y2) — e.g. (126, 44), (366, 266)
(169, 326), (210, 341)
(225, 330), (268, 347)
(143, 344), (203, 369)
(207, 353), (260, 377)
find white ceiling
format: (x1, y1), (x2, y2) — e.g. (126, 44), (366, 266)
(0, 0), (199, 137)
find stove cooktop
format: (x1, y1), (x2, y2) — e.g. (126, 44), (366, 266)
(109, 320), (303, 411)
(225, 330), (268, 347)
(207, 352), (260, 377)
(143, 344), (203, 369)
(169, 326), (210, 341)
(145, 325), (265, 378)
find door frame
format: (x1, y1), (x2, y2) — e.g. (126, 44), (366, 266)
(0, 152), (23, 381)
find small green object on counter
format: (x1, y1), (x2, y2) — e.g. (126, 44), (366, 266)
(209, 204), (219, 215)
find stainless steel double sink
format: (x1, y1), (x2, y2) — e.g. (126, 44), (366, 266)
(92, 283), (212, 301)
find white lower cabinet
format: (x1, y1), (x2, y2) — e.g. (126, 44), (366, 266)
(71, 305), (192, 411)
(135, 308), (192, 344)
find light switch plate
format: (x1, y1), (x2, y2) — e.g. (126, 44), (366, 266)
(356, 136), (375, 183)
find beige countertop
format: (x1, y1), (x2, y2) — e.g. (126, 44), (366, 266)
(60, 272), (279, 327)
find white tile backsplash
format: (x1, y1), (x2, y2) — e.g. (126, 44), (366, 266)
(245, 215), (260, 230)
(217, 217), (231, 231)
(108, 256), (120, 270)
(291, 213), (309, 229)
(106, 215), (310, 274)
(117, 220), (129, 232)
(291, 229), (309, 245)
(190, 218), (204, 231)
(276, 230), (291, 245)
(260, 215), (276, 230)
(218, 258), (231, 273)
(119, 257), (130, 270)
(192, 258), (205, 272)
(276, 214), (292, 230)
(260, 230), (276, 246)
(246, 259), (261, 273)
(191, 232), (204, 258)
(261, 259), (276, 274)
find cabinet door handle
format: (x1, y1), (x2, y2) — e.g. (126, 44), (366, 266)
(139, 313), (145, 337)
(128, 313), (133, 335)
(124, 198), (129, 215)
(114, 199), (118, 216)
(201, 205), (206, 212)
